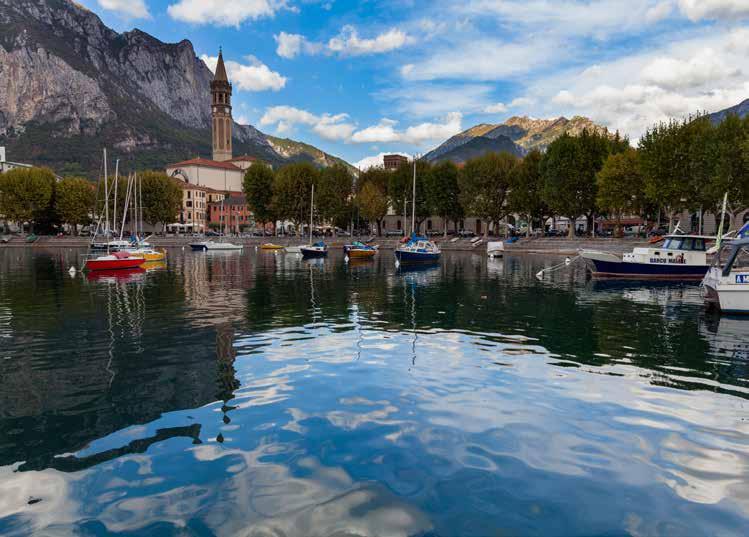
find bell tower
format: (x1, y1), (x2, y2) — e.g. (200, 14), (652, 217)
(211, 49), (233, 162)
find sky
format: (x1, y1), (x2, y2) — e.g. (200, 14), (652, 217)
(78, 0), (749, 167)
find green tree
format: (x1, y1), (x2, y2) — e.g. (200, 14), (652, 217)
(706, 114), (749, 230)
(596, 148), (645, 237)
(542, 131), (612, 238)
(272, 163), (320, 236)
(56, 177), (94, 235)
(509, 149), (549, 237)
(317, 164), (353, 235)
(0, 167), (56, 233)
(140, 171), (182, 232)
(426, 161), (461, 237)
(459, 152), (517, 237)
(388, 159), (432, 233)
(243, 163), (275, 235)
(357, 181), (388, 236)
(357, 167), (390, 235)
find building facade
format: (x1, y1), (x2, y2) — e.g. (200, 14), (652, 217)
(208, 194), (254, 234)
(383, 154), (408, 170)
(166, 180), (225, 233)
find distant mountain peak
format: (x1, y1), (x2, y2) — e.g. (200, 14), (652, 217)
(424, 114), (609, 164)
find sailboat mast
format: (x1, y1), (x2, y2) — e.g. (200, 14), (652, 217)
(309, 183), (315, 244)
(113, 159), (119, 238)
(411, 155), (416, 235)
(104, 148), (109, 238)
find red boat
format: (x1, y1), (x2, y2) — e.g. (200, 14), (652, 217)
(84, 251), (145, 271)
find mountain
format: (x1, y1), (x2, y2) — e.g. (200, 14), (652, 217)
(425, 115), (610, 164)
(0, 0), (352, 176)
(708, 98), (749, 124)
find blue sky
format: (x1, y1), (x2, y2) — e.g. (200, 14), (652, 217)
(79, 0), (749, 167)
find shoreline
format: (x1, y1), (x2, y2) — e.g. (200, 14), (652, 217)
(0, 236), (649, 255)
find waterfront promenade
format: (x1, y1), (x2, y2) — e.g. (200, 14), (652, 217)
(0, 235), (646, 254)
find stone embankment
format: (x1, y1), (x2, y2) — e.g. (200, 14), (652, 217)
(1, 235), (649, 254)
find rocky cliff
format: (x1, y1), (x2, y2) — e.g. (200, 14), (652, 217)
(425, 115), (610, 164)
(0, 0), (350, 176)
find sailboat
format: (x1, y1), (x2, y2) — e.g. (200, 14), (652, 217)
(190, 194), (243, 251)
(121, 172), (166, 261)
(300, 184), (327, 258)
(395, 157), (440, 264)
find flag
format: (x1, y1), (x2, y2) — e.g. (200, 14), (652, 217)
(739, 221), (749, 239)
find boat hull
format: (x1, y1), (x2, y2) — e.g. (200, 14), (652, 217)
(395, 250), (440, 263)
(584, 257), (708, 280)
(301, 247), (328, 258)
(85, 258), (145, 271)
(346, 249), (376, 259)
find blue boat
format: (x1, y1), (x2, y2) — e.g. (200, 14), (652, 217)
(301, 241), (328, 258)
(395, 234), (441, 263)
(581, 234), (711, 280)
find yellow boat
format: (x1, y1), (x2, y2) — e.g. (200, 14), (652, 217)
(261, 243), (285, 250)
(130, 248), (167, 261)
(143, 260), (167, 271)
(344, 242), (378, 259)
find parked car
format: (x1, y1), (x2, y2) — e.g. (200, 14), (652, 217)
(458, 229), (476, 238)
(386, 230), (404, 237)
(544, 229), (563, 237)
(648, 227), (668, 237)
(206, 230), (221, 237)
(427, 229), (443, 237)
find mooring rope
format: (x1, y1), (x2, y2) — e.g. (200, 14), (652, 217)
(536, 255), (581, 279)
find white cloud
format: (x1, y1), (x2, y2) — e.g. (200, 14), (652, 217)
(259, 106), (356, 141)
(273, 26), (411, 59)
(645, 1), (674, 22)
(678, 0), (749, 21)
(530, 28), (749, 140)
(260, 106), (461, 146)
(328, 25), (410, 56)
(201, 54), (286, 92)
(379, 83), (494, 118)
(354, 152), (410, 171)
(167, 0), (284, 26)
(97, 0), (150, 18)
(274, 32), (322, 59)
(483, 102), (508, 114)
(641, 48), (740, 90)
(402, 39), (560, 81)
(482, 97), (535, 114)
(351, 113), (463, 145)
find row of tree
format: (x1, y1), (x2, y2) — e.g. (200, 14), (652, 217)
(0, 168), (182, 234)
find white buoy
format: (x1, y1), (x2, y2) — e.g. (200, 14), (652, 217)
(565, 257), (571, 265)
(344, 255), (349, 263)
(395, 259), (400, 269)
(536, 270), (544, 279)
(68, 266), (76, 274)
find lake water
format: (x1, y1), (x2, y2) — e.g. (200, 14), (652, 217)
(1, 247), (748, 536)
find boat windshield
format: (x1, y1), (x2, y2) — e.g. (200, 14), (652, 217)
(723, 244), (749, 276)
(662, 237), (706, 251)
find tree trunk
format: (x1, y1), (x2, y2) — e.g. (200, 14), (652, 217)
(568, 218), (575, 238)
(526, 216), (531, 238)
(443, 217), (448, 238)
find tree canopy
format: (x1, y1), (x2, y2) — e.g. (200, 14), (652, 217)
(272, 162), (320, 234)
(140, 171), (182, 230)
(459, 152), (517, 236)
(426, 161), (461, 236)
(243, 163), (275, 230)
(0, 167), (56, 233)
(56, 177), (95, 234)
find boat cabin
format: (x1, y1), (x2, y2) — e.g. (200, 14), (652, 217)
(626, 234), (713, 267)
(713, 239), (749, 277)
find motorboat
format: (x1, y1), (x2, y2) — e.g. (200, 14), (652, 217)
(190, 240), (243, 251)
(301, 241), (328, 258)
(395, 234), (441, 263)
(344, 241), (378, 259)
(580, 234), (712, 280)
(487, 241), (505, 258)
(261, 243), (285, 250)
(84, 250), (146, 271)
(703, 237), (749, 314)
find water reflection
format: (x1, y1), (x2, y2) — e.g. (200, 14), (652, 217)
(1, 248), (749, 536)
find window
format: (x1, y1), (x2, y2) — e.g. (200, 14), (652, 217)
(187, 191), (191, 199)
(427, 220), (433, 230)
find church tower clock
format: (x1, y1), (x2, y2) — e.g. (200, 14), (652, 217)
(211, 49), (233, 162)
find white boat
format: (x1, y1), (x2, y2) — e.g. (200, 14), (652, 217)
(286, 245), (302, 254)
(487, 241), (504, 258)
(190, 240), (243, 251)
(703, 237), (749, 314)
(580, 234), (712, 280)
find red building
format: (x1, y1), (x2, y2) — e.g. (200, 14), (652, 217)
(208, 193), (253, 233)
(383, 154), (409, 170)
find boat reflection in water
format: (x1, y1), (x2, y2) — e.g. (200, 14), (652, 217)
(3, 248), (749, 536)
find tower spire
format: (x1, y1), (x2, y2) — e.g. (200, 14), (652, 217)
(211, 48), (233, 161)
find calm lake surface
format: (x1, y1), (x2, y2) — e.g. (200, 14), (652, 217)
(1, 247), (748, 536)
